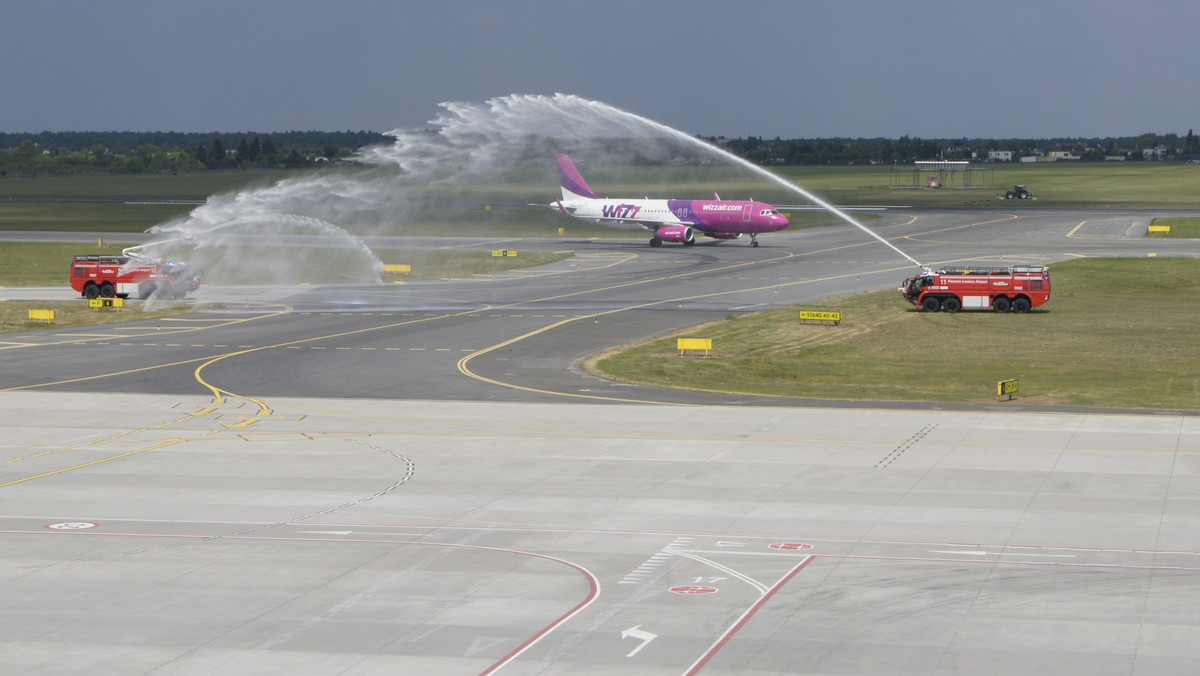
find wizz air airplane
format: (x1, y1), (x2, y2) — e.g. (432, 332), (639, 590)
(552, 154), (789, 247)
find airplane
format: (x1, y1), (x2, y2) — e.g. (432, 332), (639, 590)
(552, 154), (789, 247)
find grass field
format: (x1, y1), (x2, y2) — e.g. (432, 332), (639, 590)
(0, 241), (572, 334)
(2, 163), (1197, 235)
(1149, 217), (1200, 238)
(0, 241), (573, 288)
(0, 301), (191, 333)
(769, 163), (1200, 208)
(590, 258), (1200, 411)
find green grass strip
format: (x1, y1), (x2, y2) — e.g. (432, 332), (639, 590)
(591, 258), (1200, 410)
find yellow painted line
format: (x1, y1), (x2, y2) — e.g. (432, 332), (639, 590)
(456, 262), (917, 405)
(0, 353), (228, 393)
(192, 251), (808, 412)
(224, 419), (260, 429)
(0, 439), (185, 488)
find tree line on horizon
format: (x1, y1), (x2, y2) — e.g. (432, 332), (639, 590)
(703, 130), (1200, 165)
(0, 130), (390, 175)
(1, 129), (1197, 176)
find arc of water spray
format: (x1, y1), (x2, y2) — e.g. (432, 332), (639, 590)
(573, 96), (924, 269)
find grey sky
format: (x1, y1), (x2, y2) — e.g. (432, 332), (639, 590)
(3, 0), (1196, 138)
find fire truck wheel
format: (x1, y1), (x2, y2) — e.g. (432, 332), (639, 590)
(99, 283), (116, 298)
(921, 296), (941, 312)
(992, 297), (1011, 313)
(84, 284), (100, 300)
(1012, 297), (1032, 313)
(942, 297), (962, 313)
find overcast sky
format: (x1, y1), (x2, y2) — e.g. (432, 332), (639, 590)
(3, 0), (1197, 139)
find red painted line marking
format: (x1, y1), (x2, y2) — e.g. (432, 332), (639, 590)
(479, 554), (599, 674)
(684, 555), (816, 675)
(0, 529), (600, 673)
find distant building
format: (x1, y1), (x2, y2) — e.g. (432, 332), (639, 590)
(1142, 145), (1169, 160)
(988, 150), (1014, 162)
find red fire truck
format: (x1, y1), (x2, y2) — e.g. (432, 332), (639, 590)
(70, 255), (201, 300)
(900, 265), (1051, 313)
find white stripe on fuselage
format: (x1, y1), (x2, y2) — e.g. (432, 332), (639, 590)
(564, 198), (679, 230)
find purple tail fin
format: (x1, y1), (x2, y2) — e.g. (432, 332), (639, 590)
(556, 154), (597, 200)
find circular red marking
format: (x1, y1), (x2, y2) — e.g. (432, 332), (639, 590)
(768, 542), (813, 551)
(669, 585), (718, 595)
(46, 522), (98, 530)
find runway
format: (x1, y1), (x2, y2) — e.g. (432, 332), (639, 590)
(4, 208), (1200, 674)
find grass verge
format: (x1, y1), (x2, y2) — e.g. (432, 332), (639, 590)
(0, 241), (572, 288)
(0, 301), (190, 333)
(1149, 217), (1200, 238)
(0, 242), (573, 333)
(589, 258), (1200, 411)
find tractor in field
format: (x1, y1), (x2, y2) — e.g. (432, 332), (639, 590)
(999, 184), (1035, 200)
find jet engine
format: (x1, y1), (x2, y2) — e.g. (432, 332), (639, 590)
(655, 225), (695, 245)
(706, 232), (742, 240)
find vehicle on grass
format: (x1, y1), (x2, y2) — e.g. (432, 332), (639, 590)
(551, 154), (790, 247)
(70, 255), (201, 300)
(900, 265), (1051, 313)
(999, 184), (1035, 200)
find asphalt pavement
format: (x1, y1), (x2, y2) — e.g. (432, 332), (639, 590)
(4, 208), (1200, 675)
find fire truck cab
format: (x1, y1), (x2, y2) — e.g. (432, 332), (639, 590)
(900, 265), (1051, 313)
(70, 255), (201, 300)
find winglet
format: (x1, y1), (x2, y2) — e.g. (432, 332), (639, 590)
(556, 154), (598, 200)
(713, 191), (722, 201)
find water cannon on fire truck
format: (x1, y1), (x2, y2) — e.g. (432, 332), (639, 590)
(70, 246), (201, 300)
(900, 265), (1051, 313)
